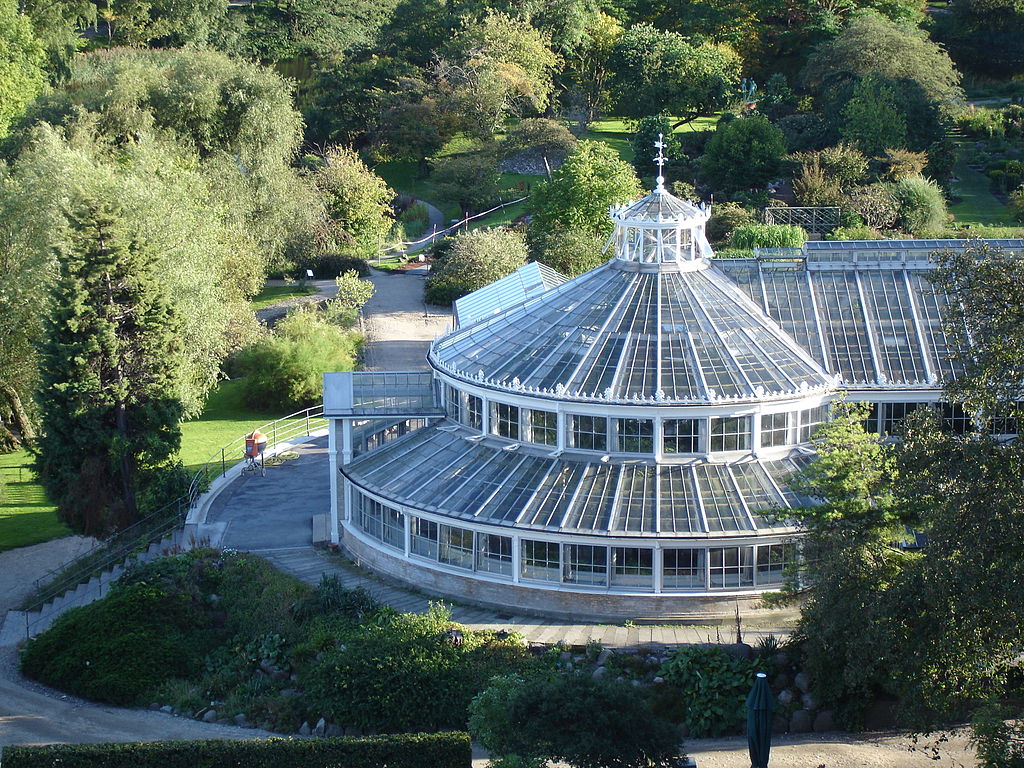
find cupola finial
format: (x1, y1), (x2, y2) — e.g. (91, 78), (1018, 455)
(653, 133), (667, 192)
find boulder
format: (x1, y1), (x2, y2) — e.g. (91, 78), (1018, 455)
(234, 714), (249, 727)
(777, 689), (795, 707)
(314, 717), (327, 737)
(794, 671), (811, 693)
(325, 724), (344, 738)
(159, 705), (173, 714)
(299, 721), (311, 736)
(801, 692), (819, 711)
(771, 651), (790, 668)
(653, 676), (665, 684)
(789, 709), (813, 733)
(813, 709), (838, 732)
(772, 714), (789, 735)
(202, 709), (218, 723)
(592, 666), (607, 680)
(596, 649), (612, 666)
(773, 672), (791, 689)
(723, 642), (755, 661)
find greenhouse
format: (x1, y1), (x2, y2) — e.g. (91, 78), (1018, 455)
(323, 183), (1023, 621)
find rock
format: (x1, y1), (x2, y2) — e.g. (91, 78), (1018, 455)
(813, 709), (838, 732)
(207, 593), (220, 605)
(259, 659), (276, 675)
(149, 703), (161, 711)
(801, 692), (819, 711)
(772, 713), (789, 735)
(271, 670), (290, 682)
(299, 721), (311, 736)
(159, 705), (173, 714)
(573, 655), (586, 664)
(217, 718), (232, 726)
(325, 724), (344, 738)
(723, 642), (755, 661)
(290, 673), (299, 682)
(631, 678), (642, 687)
(653, 676), (665, 684)
(596, 649), (612, 666)
(314, 717), (326, 737)
(771, 651), (790, 668)
(773, 672), (791, 689)
(790, 709), (813, 733)
(794, 671), (811, 693)
(280, 688), (300, 697)
(592, 666), (607, 680)
(234, 714), (249, 727)
(777, 689), (795, 707)
(202, 709), (218, 723)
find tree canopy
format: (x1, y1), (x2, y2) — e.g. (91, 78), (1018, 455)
(0, 0), (46, 138)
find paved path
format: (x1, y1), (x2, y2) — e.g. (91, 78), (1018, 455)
(360, 268), (451, 371)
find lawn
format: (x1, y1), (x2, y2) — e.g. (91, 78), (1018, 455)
(949, 145), (1014, 227)
(250, 284), (317, 310)
(0, 378), (285, 552)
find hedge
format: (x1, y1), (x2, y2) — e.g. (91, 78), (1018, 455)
(1, 732), (471, 768)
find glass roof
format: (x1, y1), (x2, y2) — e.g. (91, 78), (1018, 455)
(454, 261), (568, 327)
(613, 189), (706, 224)
(324, 371), (444, 417)
(717, 259), (966, 387)
(431, 260), (834, 404)
(345, 423), (797, 537)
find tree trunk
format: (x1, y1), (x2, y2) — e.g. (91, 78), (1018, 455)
(1, 384), (35, 443)
(0, 420), (19, 452)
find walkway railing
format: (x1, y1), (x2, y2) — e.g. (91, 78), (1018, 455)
(20, 404), (327, 616)
(376, 196), (528, 261)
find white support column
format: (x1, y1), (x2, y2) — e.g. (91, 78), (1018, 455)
(341, 419), (353, 464)
(328, 419), (340, 544)
(512, 536), (521, 583)
(403, 511), (411, 557)
(653, 546), (663, 594)
(557, 410), (566, 451)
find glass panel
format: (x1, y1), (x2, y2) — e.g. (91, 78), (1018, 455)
(466, 395), (483, 430)
(476, 533), (513, 576)
(881, 402), (926, 435)
(615, 418), (654, 453)
(756, 543), (794, 586)
(940, 402), (971, 435)
(798, 405), (829, 442)
(610, 547), (653, 589)
(491, 402), (520, 440)
(520, 539), (560, 582)
(571, 415), (608, 451)
(760, 412), (790, 448)
(564, 544), (608, 586)
(526, 409), (558, 446)
(709, 546), (754, 588)
(663, 548), (706, 589)
(438, 525), (473, 569)
(664, 418), (700, 454)
(381, 505), (404, 551)
(710, 416), (751, 452)
(410, 517), (438, 560)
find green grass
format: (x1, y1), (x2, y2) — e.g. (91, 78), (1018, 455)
(0, 378), (284, 551)
(949, 145), (1014, 227)
(0, 449), (68, 552)
(250, 284), (317, 310)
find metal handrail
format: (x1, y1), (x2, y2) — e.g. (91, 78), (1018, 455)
(21, 404), (327, 620)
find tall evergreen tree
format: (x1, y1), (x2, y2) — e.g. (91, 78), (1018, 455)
(35, 199), (184, 536)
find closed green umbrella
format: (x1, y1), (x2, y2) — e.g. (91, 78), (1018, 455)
(747, 672), (773, 768)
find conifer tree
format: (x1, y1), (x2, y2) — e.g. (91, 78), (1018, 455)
(35, 199), (184, 535)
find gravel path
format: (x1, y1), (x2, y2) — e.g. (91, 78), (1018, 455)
(360, 268), (451, 370)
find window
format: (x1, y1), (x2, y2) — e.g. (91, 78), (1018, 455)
(438, 525), (473, 569)
(491, 402), (520, 440)
(881, 402), (924, 435)
(381, 506), (404, 551)
(615, 418), (653, 453)
(663, 419), (700, 454)
(710, 416), (750, 452)
(410, 517), (438, 560)
(663, 549), (706, 589)
(989, 410), (1020, 436)
(476, 533), (512, 576)
(610, 547), (653, 589)
(445, 385), (461, 421)
(466, 394), (483, 430)
(861, 402), (880, 434)
(709, 546), (754, 588)
(760, 412), (790, 448)
(527, 409), (557, 446)
(798, 405), (829, 442)
(521, 539), (560, 582)
(571, 415), (607, 451)
(756, 543), (794, 586)
(564, 544), (608, 586)
(356, 495), (383, 540)
(940, 402), (972, 435)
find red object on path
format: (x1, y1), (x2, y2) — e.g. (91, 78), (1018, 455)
(245, 430), (267, 458)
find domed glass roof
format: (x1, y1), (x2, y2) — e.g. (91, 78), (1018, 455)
(430, 261), (834, 404)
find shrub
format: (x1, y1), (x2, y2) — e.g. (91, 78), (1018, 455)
(827, 224), (885, 240)
(531, 228), (607, 277)
(1, 732), (472, 768)
(306, 253), (370, 279)
(706, 203), (755, 244)
(775, 113), (828, 153)
(302, 604), (531, 733)
(845, 183), (899, 230)
(501, 119), (577, 160)
(730, 224), (807, 250)
(657, 646), (763, 737)
(235, 309), (360, 410)
(1010, 187), (1024, 223)
(888, 176), (949, 236)
(431, 152), (502, 215)
(701, 114), (786, 194)
(19, 582), (208, 705)
(424, 228), (528, 305)
(469, 673), (681, 768)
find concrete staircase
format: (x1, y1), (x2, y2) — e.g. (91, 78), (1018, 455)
(0, 528), (191, 646)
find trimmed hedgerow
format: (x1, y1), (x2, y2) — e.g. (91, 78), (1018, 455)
(1, 731), (471, 768)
